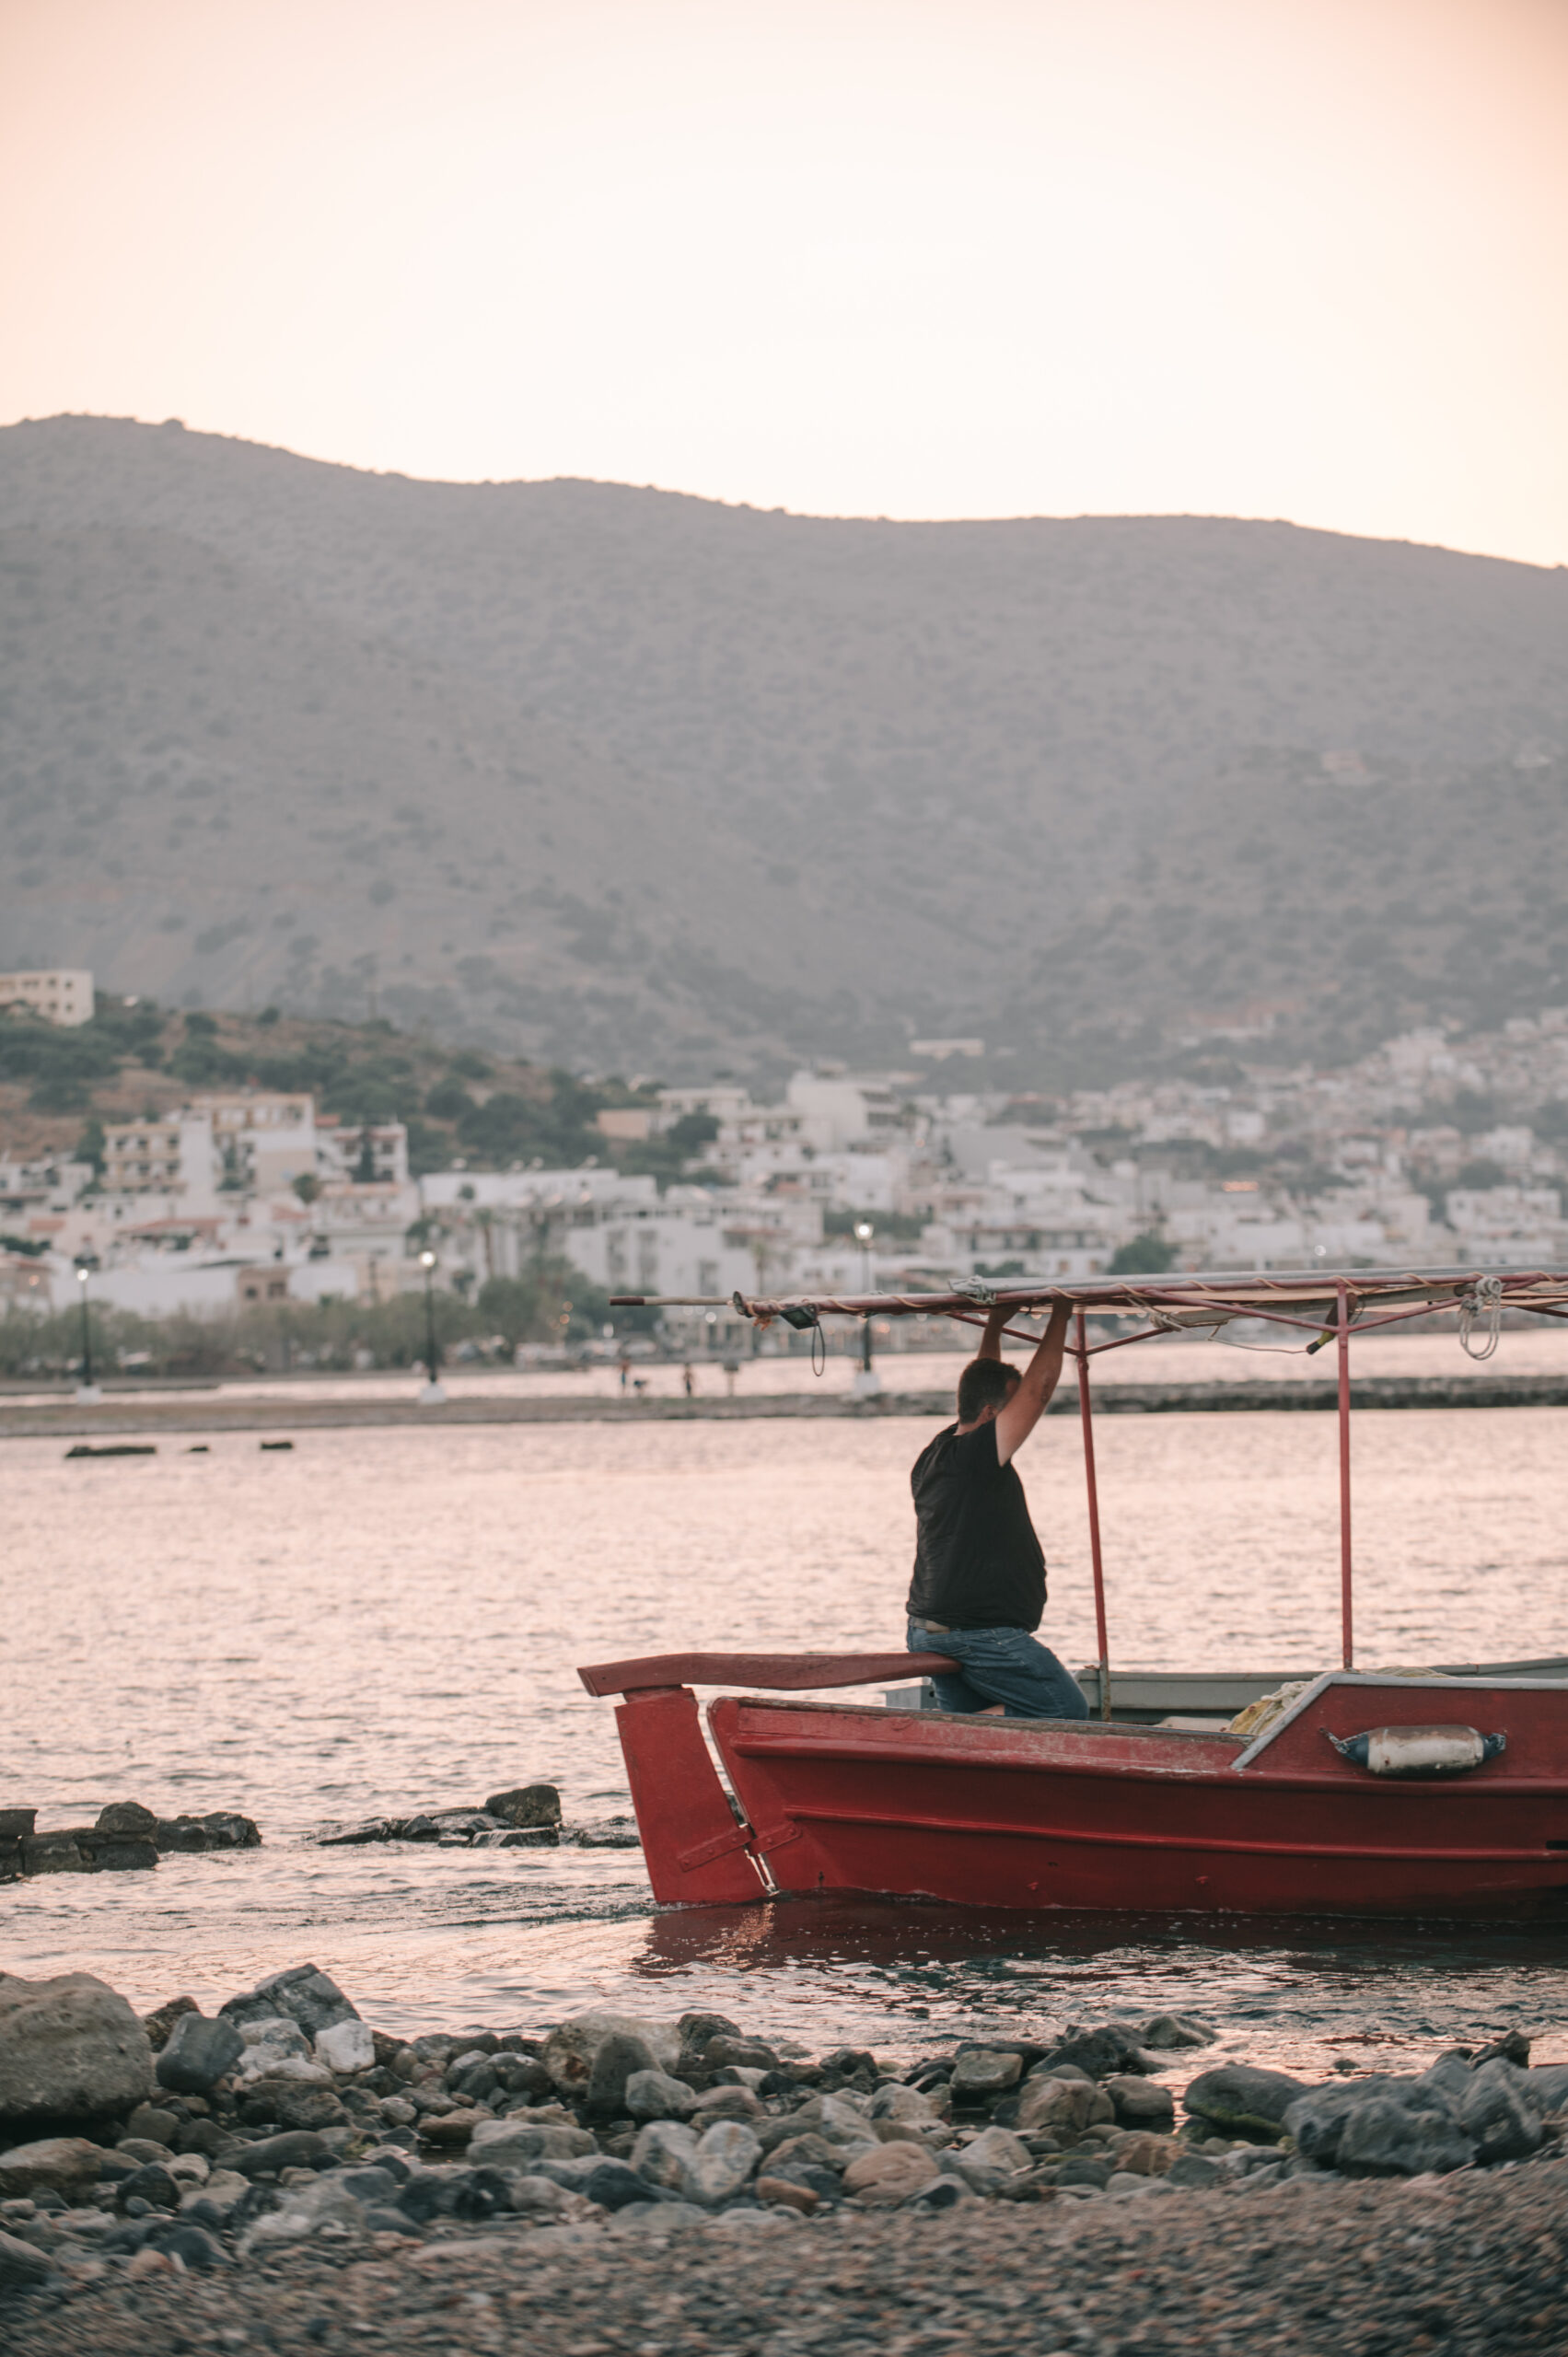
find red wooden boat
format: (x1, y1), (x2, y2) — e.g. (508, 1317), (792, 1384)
(580, 1268), (1568, 1920)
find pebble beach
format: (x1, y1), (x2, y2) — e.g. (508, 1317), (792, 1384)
(4, 1963), (1568, 2353)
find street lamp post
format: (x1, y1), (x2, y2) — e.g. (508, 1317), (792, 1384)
(852, 1219), (880, 1398)
(417, 1248), (447, 1406)
(75, 1262), (102, 1404)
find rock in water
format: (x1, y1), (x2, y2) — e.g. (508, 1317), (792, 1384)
(1181, 2062), (1307, 2140)
(1140, 2014), (1219, 2049)
(157, 2013), (244, 2095)
(0, 1971), (154, 2128)
(483, 1783), (562, 1829)
(95, 1801), (158, 1838)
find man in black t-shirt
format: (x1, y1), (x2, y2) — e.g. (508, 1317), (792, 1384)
(906, 1297), (1089, 1720)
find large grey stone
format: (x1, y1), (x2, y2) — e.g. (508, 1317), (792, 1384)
(625, 2068), (698, 2123)
(580, 2158), (664, 2212)
(96, 1802), (157, 1837)
(0, 1971), (154, 2128)
(231, 2129), (339, 2177)
(238, 2077), (348, 2132)
(314, 2019), (375, 2076)
(1457, 2060), (1545, 2164)
(0, 2135), (104, 2195)
(684, 2119), (762, 2205)
(1016, 2075), (1097, 2138)
(1527, 2062), (1568, 2113)
(220, 1965), (358, 2039)
(484, 1784), (562, 1829)
(541, 2010), (681, 2099)
(1283, 2083), (1386, 2165)
(1336, 2098), (1476, 2177)
(0, 2229), (50, 2287)
(1182, 2063), (1306, 2140)
(947, 2125), (1030, 2189)
(1107, 2074), (1175, 2129)
(950, 2049), (1022, 2100)
(587, 2032), (658, 2117)
(157, 2013), (243, 2095)
(866, 2083), (938, 2125)
(632, 2119), (700, 2190)
(842, 2141), (938, 2205)
(1038, 2026), (1152, 2081)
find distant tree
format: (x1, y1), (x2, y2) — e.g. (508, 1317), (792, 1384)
(1454, 1158), (1507, 1191)
(1108, 1231), (1179, 1276)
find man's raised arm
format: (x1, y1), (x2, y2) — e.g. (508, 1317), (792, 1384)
(994, 1297), (1073, 1465)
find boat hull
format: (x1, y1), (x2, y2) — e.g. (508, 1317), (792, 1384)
(697, 1678), (1568, 1921)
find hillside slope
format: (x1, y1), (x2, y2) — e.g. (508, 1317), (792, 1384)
(2, 416), (1565, 1081)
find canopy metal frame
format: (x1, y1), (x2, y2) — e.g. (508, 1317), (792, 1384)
(610, 1265), (1568, 1718)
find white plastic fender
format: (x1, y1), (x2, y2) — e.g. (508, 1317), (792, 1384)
(1328, 1724), (1506, 1777)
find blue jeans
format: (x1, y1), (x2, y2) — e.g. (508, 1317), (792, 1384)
(907, 1618), (1089, 1722)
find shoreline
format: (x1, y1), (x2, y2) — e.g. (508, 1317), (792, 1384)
(7, 1369), (1568, 1441)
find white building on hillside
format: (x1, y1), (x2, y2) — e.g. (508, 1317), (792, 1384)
(101, 1113), (220, 1211)
(0, 969), (94, 1026)
(192, 1094), (321, 1191)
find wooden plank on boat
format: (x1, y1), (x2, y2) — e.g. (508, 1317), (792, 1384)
(578, 1650), (958, 1698)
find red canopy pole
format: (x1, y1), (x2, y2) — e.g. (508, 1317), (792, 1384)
(1075, 1308), (1111, 1720)
(1337, 1280), (1354, 1669)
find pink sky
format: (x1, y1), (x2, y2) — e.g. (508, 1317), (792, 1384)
(2, 0), (1565, 563)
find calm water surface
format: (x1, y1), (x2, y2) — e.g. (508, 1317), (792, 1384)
(6, 1410), (1568, 2074)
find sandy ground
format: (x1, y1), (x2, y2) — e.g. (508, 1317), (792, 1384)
(8, 2161), (1568, 2356)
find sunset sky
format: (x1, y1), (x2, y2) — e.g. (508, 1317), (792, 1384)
(2, 0), (1564, 563)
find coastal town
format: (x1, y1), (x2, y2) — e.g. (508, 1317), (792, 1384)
(4, 967), (1568, 1363)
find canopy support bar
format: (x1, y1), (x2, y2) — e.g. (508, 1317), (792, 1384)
(1337, 1281), (1354, 1669)
(1076, 1308), (1111, 1721)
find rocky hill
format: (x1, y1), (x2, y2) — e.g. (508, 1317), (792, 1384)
(2, 415), (1565, 1085)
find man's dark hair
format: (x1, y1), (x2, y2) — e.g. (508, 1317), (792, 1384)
(957, 1357), (1018, 1423)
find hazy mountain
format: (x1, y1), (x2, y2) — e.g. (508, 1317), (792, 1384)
(3, 414), (1565, 1086)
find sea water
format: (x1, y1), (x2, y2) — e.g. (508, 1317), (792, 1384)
(5, 1410), (1567, 2075)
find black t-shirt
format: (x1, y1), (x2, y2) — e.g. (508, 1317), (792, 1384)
(905, 1420), (1047, 1631)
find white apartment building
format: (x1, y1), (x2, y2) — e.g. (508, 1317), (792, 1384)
(0, 969), (94, 1027)
(101, 1112), (220, 1210)
(785, 1071), (907, 1152)
(192, 1094), (320, 1191)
